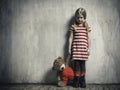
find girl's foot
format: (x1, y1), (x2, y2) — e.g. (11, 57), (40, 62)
(73, 76), (80, 88)
(80, 76), (86, 88)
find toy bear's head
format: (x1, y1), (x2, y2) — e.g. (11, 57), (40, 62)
(52, 57), (66, 71)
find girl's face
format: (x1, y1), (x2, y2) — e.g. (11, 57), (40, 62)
(75, 14), (85, 25)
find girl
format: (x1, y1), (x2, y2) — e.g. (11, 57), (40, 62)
(69, 8), (91, 88)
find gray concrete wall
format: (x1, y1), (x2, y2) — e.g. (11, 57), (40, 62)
(0, 0), (120, 84)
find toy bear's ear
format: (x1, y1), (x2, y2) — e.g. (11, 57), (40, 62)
(58, 56), (62, 59)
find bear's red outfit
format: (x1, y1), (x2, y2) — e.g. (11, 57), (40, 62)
(60, 66), (74, 84)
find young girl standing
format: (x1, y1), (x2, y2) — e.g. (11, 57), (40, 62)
(69, 8), (91, 88)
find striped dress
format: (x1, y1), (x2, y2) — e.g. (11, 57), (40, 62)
(71, 25), (89, 61)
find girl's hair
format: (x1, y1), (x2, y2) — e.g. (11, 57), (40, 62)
(74, 8), (89, 31)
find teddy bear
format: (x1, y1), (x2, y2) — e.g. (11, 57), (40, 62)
(52, 55), (74, 87)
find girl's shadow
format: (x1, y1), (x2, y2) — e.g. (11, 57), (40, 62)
(64, 15), (75, 67)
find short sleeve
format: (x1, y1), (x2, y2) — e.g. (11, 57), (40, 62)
(69, 29), (74, 32)
(69, 25), (75, 32)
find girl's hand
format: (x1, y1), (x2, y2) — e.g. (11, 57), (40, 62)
(88, 49), (90, 56)
(68, 49), (71, 55)
(87, 29), (91, 32)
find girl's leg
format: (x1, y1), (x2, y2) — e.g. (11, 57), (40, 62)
(81, 60), (86, 76)
(79, 61), (86, 88)
(73, 60), (81, 87)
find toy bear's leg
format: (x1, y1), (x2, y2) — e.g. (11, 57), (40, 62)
(58, 76), (68, 87)
(58, 81), (66, 87)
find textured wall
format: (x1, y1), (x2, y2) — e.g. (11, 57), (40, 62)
(0, 0), (120, 84)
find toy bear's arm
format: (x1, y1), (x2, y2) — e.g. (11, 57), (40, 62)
(87, 28), (91, 55)
(57, 71), (62, 81)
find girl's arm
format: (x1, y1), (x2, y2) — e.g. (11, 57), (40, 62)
(68, 31), (73, 55)
(87, 29), (91, 55)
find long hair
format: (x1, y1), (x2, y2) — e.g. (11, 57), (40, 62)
(74, 8), (89, 31)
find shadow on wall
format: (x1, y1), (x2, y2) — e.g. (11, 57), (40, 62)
(43, 68), (57, 85)
(64, 15), (75, 61)
(113, 1), (120, 83)
(116, 0), (120, 18)
(64, 15), (75, 68)
(0, 0), (13, 83)
(42, 16), (75, 84)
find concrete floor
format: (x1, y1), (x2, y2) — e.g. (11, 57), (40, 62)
(0, 84), (120, 90)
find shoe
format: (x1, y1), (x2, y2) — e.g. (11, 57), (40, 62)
(80, 76), (86, 88)
(73, 76), (80, 88)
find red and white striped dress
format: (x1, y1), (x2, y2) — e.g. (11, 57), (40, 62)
(71, 25), (89, 61)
